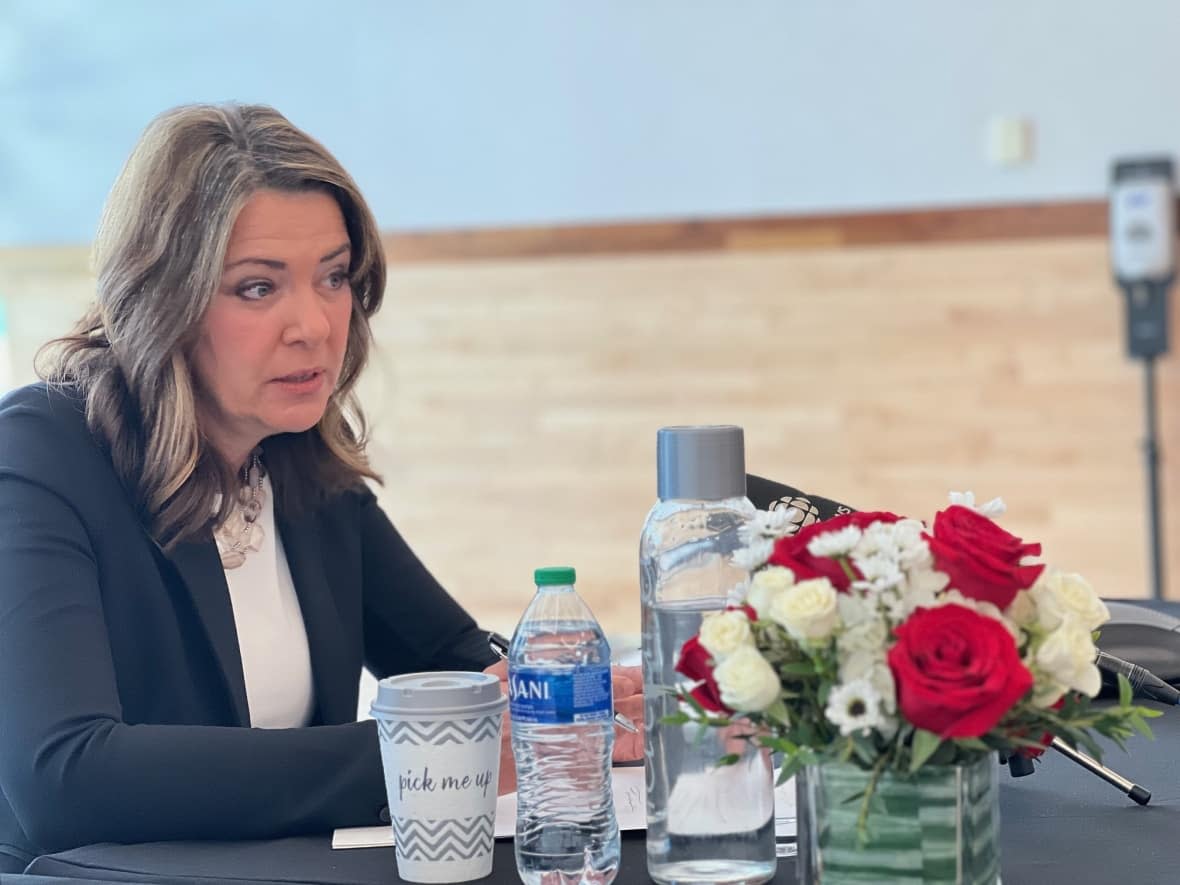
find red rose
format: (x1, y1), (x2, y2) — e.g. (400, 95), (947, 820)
(768, 511), (903, 591)
(888, 604), (1033, 738)
(925, 505), (1044, 609)
(727, 603), (758, 621)
(674, 636), (732, 714)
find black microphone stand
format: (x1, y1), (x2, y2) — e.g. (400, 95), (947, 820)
(998, 649), (1173, 805)
(1000, 741), (1151, 805)
(1109, 155), (1173, 600)
(1118, 276), (1170, 601)
(1141, 345), (1165, 602)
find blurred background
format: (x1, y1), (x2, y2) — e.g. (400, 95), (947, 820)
(4, 1), (1180, 651)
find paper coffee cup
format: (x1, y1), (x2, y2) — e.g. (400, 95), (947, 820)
(371, 671), (506, 883)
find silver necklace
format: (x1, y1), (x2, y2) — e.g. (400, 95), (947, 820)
(214, 448), (266, 570)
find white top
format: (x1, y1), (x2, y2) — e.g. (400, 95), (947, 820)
(218, 475), (316, 729)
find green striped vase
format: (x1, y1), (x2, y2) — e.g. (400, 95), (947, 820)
(796, 756), (1001, 884)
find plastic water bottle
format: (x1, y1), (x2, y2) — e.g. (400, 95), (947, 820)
(509, 566), (620, 885)
(641, 426), (776, 885)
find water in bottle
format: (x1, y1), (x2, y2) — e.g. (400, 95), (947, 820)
(509, 566), (621, 885)
(641, 426), (776, 885)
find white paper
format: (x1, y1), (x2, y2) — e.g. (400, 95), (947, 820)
(332, 825), (393, 849)
(332, 768), (646, 849)
(332, 767), (796, 850)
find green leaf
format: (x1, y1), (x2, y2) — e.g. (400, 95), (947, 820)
(954, 737), (990, 752)
(928, 741), (958, 766)
(850, 737), (877, 767)
(717, 753), (740, 767)
(777, 753), (808, 783)
(1118, 673), (1133, 708)
(909, 728), (943, 773)
(1130, 714), (1155, 740)
(758, 735), (799, 756)
(778, 661), (817, 676)
(763, 699), (791, 727)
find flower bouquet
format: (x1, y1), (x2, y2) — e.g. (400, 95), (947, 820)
(670, 494), (1158, 883)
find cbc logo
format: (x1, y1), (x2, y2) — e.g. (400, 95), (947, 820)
(768, 496), (821, 529)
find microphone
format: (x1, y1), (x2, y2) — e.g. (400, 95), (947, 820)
(1095, 650), (1180, 705)
(745, 474), (854, 526)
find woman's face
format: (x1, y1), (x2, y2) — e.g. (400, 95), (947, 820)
(192, 188), (354, 465)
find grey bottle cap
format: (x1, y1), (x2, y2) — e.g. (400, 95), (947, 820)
(370, 671), (506, 718)
(657, 425), (747, 501)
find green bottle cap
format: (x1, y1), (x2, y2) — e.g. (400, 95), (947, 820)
(534, 566), (576, 586)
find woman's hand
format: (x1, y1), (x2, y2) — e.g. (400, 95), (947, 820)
(609, 664), (645, 763)
(483, 660), (517, 795)
(484, 660), (646, 795)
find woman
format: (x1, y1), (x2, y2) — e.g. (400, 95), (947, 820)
(0, 103), (643, 869)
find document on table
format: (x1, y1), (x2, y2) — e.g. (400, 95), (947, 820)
(332, 767), (796, 850)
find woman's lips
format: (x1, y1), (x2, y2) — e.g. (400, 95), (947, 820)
(271, 368), (326, 393)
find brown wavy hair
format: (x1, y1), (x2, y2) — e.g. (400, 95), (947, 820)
(37, 103), (385, 549)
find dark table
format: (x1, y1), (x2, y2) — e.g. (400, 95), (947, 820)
(7, 705), (1177, 885)
(9, 600), (1180, 885)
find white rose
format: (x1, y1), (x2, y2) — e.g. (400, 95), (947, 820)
(1029, 678), (1066, 709)
(1035, 621), (1102, 697)
(768, 578), (839, 642)
(698, 610), (754, 660)
(713, 646), (782, 712)
(1005, 589), (1038, 630)
(1031, 571), (1109, 633)
(746, 566), (795, 618)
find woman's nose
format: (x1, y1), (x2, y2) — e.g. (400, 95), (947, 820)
(281, 284), (332, 346)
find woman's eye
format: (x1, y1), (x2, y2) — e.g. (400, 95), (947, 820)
(324, 269), (349, 290)
(236, 280), (273, 300)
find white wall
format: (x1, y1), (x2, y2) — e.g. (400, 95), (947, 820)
(3, 0), (1180, 244)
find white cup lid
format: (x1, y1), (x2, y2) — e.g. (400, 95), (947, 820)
(371, 670), (505, 717)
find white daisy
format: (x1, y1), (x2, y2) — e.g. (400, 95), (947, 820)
(850, 552), (905, 592)
(837, 588), (880, 628)
(948, 491), (1007, 519)
(738, 508), (799, 545)
(882, 574), (941, 623)
(732, 539), (774, 572)
(853, 522), (900, 560)
(824, 679), (887, 737)
(807, 525), (863, 558)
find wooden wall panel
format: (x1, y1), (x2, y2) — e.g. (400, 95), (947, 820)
(2, 233), (1174, 645)
(386, 201), (1111, 262)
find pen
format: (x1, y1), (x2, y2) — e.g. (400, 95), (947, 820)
(487, 631), (640, 734)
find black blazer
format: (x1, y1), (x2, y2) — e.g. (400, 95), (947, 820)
(0, 384), (496, 866)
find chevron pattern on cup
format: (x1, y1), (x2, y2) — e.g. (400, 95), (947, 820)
(394, 813), (495, 861)
(377, 715), (500, 746)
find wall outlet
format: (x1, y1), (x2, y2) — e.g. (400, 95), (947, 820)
(987, 116), (1035, 167)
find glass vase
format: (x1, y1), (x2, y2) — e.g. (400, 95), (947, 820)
(796, 755), (1001, 884)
